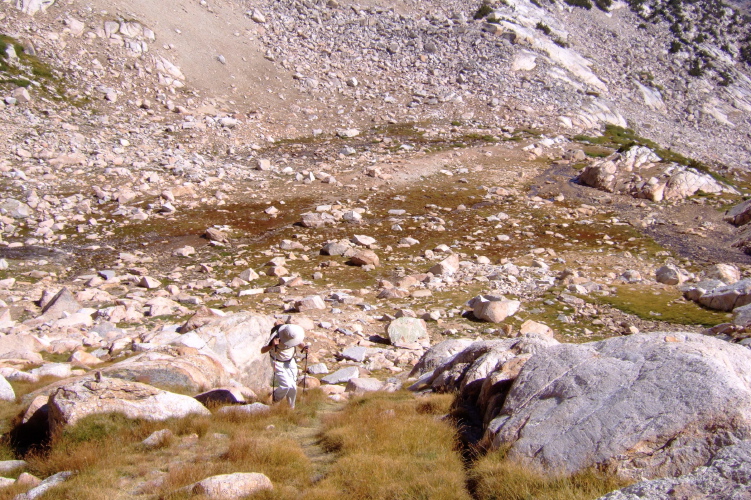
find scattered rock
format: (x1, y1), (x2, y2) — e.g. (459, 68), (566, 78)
(191, 472), (272, 498)
(321, 366), (359, 385)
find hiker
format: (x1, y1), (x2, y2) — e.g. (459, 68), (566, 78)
(261, 322), (309, 409)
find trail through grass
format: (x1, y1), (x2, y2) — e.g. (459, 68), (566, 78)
(0, 390), (629, 499)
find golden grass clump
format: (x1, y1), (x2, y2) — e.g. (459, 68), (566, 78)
(308, 391), (471, 500)
(469, 449), (632, 500)
(224, 436), (312, 489)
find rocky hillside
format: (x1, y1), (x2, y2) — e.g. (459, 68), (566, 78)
(1, 0), (751, 497)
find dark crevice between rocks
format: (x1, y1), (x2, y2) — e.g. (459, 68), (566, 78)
(5, 404), (51, 457)
(447, 378), (516, 498)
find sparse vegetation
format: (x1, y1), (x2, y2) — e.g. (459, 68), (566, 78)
(573, 124), (732, 185)
(474, 2), (495, 20)
(536, 22), (553, 36)
(564, 0), (593, 9)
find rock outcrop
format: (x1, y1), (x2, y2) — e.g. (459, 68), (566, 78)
(410, 333), (559, 427)
(682, 279), (751, 311)
(577, 146), (736, 202)
(101, 346), (228, 392)
(487, 333), (751, 480)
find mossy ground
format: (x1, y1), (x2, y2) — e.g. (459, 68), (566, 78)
(596, 284), (730, 327)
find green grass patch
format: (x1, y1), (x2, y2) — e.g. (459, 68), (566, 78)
(596, 284), (729, 327)
(573, 125), (733, 186)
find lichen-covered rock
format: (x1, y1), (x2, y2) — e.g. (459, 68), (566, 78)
(487, 333), (751, 480)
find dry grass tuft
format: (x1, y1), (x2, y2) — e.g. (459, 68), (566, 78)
(308, 391), (472, 500)
(224, 436), (312, 489)
(469, 449), (632, 500)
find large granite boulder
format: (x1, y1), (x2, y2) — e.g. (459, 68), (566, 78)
(169, 312), (274, 391)
(598, 441), (751, 500)
(102, 346), (227, 392)
(487, 333), (751, 480)
(48, 377), (210, 434)
(386, 317), (428, 345)
(410, 333), (558, 427)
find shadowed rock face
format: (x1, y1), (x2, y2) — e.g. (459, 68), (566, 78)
(488, 333), (751, 480)
(410, 334), (559, 429)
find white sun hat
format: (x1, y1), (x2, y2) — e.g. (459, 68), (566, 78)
(278, 324), (305, 348)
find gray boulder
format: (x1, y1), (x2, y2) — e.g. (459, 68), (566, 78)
(48, 376), (210, 435)
(345, 378), (384, 395)
(386, 317), (428, 345)
(681, 279), (727, 302)
(321, 366), (359, 385)
(655, 264), (685, 285)
(695, 279), (751, 311)
(409, 338), (474, 377)
(0, 198), (32, 218)
(40, 288), (81, 320)
(598, 441), (751, 500)
(411, 334), (558, 427)
(170, 312), (274, 391)
(724, 199), (751, 227)
(488, 333), (751, 480)
(341, 346), (367, 363)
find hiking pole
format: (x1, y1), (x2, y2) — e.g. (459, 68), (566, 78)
(271, 356), (277, 403)
(303, 349), (309, 396)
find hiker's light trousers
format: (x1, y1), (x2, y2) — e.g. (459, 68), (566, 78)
(273, 358), (298, 408)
